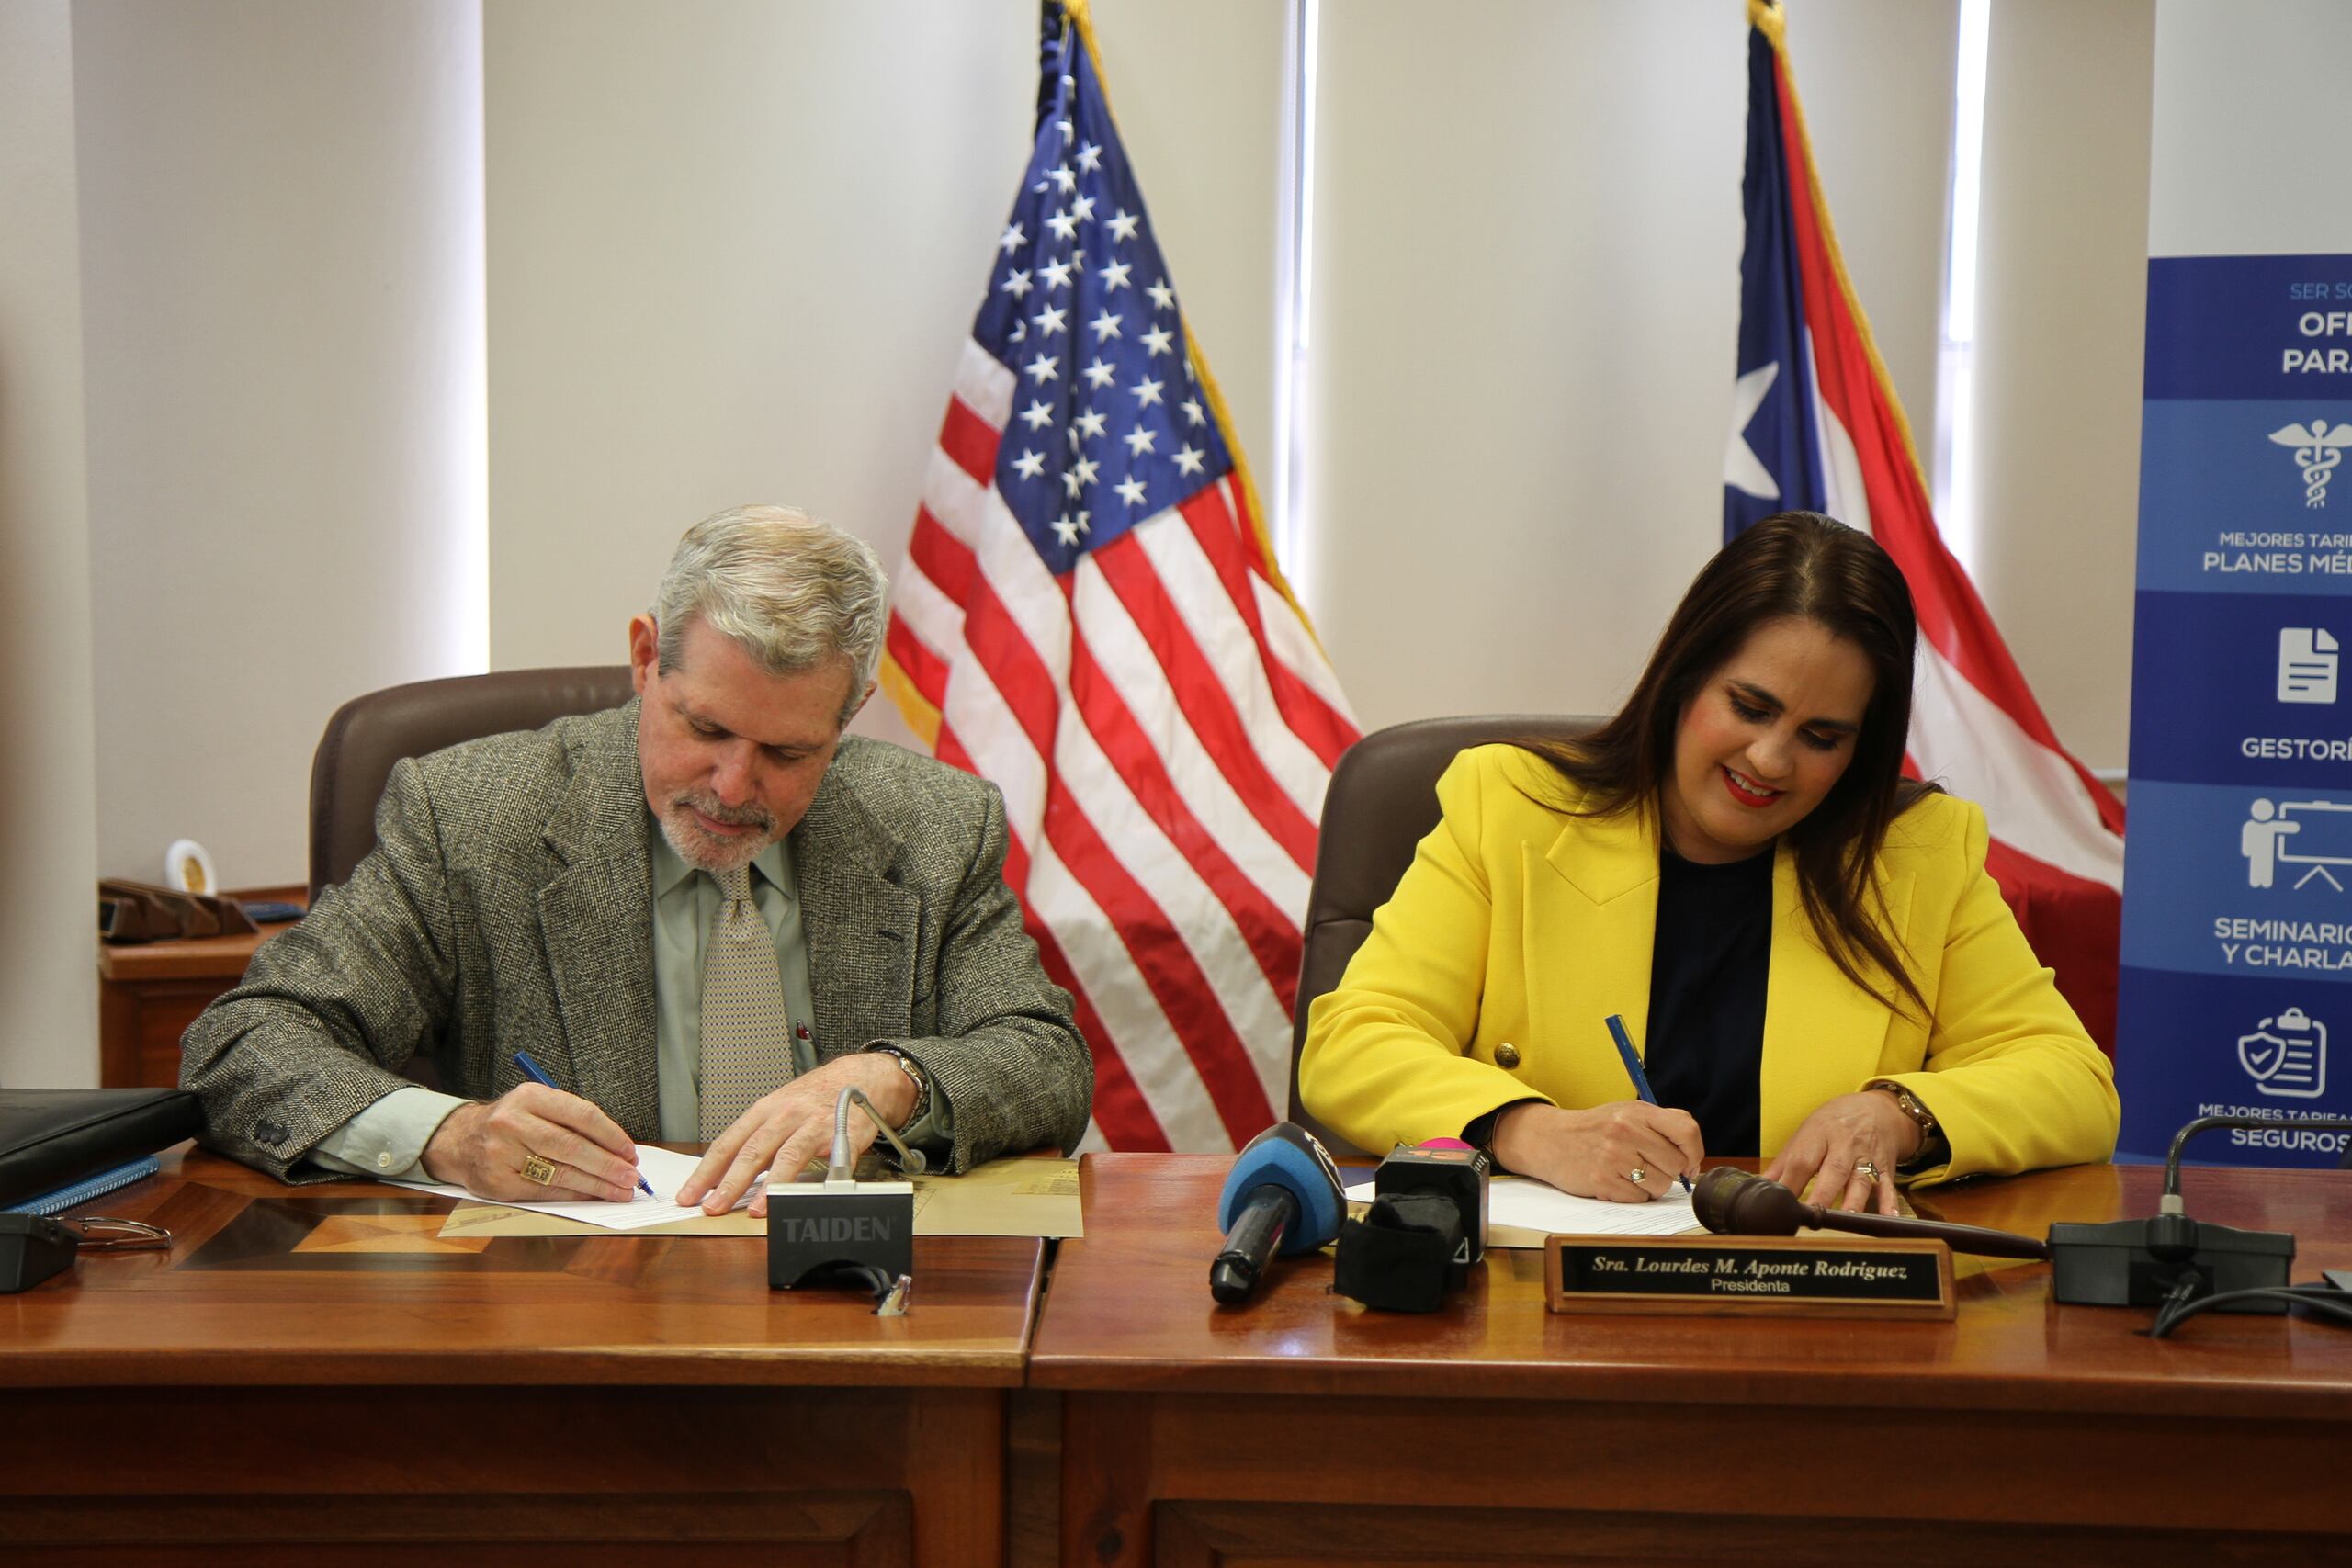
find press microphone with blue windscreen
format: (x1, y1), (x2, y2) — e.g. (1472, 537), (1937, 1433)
(1210, 1122), (1346, 1305)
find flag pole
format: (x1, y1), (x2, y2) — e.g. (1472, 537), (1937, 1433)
(1747, 0), (1933, 491)
(1035, 1), (1068, 138)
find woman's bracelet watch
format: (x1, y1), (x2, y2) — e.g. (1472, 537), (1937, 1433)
(1865, 1078), (1948, 1169)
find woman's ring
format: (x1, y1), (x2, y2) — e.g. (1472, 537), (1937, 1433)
(1628, 1168), (1646, 1184)
(1853, 1159), (1881, 1182)
(522, 1154), (558, 1187)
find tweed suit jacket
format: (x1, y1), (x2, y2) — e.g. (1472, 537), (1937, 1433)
(181, 700), (1091, 1180)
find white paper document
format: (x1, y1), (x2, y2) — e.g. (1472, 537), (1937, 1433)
(1344, 1172), (1699, 1240)
(387, 1143), (754, 1232)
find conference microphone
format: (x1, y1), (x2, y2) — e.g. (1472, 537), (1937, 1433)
(2049, 1114), (2352, 1325)
(1694, 1167), (2051, 1261)
(1211, 1122), (1346, 1305)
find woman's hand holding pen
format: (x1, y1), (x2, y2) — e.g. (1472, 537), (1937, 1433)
(1490, 1100), (1703, 1203)
(1764, 1091), (1922, 1215)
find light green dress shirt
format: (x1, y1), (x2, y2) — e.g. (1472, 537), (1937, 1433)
(311, 824), (946, 1178)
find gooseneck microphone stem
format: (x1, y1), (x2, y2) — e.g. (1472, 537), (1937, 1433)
(828, 1087), (929, 1183)
(2160, 1116), (2352, 1213)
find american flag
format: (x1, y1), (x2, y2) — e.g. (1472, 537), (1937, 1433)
(1729, 0), (2126, 1049)
(880, 4), (1359, 1152)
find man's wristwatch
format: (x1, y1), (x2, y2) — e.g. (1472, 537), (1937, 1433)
(872, 1047), (932, 1134)
(1866, 1078), (1946, 1167)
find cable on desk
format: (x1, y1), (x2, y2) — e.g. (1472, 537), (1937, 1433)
(838, 1262), (913, 1316)
(2145, 1280), (2352, 1340)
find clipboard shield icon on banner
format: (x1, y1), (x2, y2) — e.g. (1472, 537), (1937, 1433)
(2238, 1008), (2327, 1099)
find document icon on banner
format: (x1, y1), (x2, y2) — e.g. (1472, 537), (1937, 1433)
(2238, 1008), (2326, 1099)
(2278, 627), (2339, 704)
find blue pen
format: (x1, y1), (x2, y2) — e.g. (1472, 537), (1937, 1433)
(514, 1050), (655, 1199)
(1602, 1014), (1694, 1194)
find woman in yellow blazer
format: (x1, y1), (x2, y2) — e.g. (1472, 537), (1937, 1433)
(1299, 513), (2118, 1214)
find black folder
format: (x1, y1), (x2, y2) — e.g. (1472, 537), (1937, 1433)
(0, 1088), (201, 1210)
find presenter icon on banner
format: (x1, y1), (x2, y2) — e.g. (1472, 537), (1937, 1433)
(2242, 799), (2301, 889)
(2241, 799), (2352, 892)
(2238, 1008), (2326, 1100)
(2278, 626), (2339, 704)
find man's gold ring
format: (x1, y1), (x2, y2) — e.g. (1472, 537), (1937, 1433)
(1628, 1168), (1646, 1184)
(1853, 1160), (1881, 1182)
(522, 1154), (558, 1187)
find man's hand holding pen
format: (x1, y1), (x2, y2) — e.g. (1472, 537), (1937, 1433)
(419, 1083), (646, 1203)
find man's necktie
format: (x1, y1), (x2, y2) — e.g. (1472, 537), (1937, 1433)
(698, 865), (793, 1141)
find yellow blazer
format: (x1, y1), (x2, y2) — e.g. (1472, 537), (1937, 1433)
(1299, 745), (2119, 1184)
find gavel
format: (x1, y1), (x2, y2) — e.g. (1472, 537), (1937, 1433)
(1693, 1167), (2051, 1261)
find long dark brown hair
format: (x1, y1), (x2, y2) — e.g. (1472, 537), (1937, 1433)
(1521, 511), (1939, 1018)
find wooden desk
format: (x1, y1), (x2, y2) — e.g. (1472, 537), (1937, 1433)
(0, 1145), (1041, 1564)
(1035, 1156), (2352, 1567)
(96, 888), (304, 1089)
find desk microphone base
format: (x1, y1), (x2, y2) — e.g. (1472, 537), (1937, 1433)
(2049, 1218), (2295, 1312)
(767, 1179), (915, 1291)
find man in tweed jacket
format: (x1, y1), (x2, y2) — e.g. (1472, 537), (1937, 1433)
(182, 507), (1090, 1213)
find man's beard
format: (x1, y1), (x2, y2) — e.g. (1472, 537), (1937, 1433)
(655, 790), (779, 874)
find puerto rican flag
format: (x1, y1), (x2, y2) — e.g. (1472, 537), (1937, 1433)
(1727, 0), (2126, 1050)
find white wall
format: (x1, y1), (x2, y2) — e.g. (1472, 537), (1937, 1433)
(74, 0), (486, 889)
(30, 0), (2173, 1021)
(2150, 0), (2349, 259)
(1970, 0), (2154, 773)
(0, 2), (101, 1087)
(1782, 0), (1962, 437)
(1300, 0), (1958, 733)
(483, 0), (1285, 758)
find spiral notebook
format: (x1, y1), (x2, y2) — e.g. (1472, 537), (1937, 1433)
(3, 1156), (162, 1218)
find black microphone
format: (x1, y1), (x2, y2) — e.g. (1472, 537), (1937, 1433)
(1694, 1167), (2051, 1260)
(1211, 1123), (1345, 1305)
(1332, 1141), (1494, 1313)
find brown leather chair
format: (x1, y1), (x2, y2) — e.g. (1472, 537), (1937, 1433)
(307, 666), (637, 905)
(1287, 714), (1601, 1154)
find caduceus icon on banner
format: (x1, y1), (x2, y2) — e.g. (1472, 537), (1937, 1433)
(2268, 419), (2352, 508)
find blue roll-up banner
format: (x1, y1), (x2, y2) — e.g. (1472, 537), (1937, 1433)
(2119, 254), (2352, 1165)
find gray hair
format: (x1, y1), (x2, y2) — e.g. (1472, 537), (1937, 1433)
(652, 504), (888, 728)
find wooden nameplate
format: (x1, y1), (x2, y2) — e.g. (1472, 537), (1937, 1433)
(1545, 1233), (1955, 1320)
